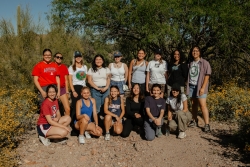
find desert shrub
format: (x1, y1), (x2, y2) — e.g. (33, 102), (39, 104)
(207, 81), (250, 151)
(0, 86), (37, 166)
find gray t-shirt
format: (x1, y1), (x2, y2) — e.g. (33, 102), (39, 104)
(166, 94), (187, 112)
(189, 60), (200, 85)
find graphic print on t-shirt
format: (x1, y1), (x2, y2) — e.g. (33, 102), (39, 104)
(44, 67), (56, 75)
(189, 62), (199, 85)
(51, 105), (57, 118)
(76, 71), (86, 80)
(109, 104), (121, 113)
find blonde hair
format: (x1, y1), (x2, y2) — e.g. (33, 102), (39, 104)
(72, 53), (83, 71)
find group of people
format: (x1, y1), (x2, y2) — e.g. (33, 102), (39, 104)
(32, 46), (211, 146)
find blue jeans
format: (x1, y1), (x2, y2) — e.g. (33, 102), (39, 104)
(91, 87), (109, 113)
(110, 80), (125, 95)
(189, 85), (207, 98)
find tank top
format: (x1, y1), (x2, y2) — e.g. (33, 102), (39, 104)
(110, 63), (125, 81)
(80, 98), (93, 119)
(108, 97), (121, 116)
(132, 60), (146, 84)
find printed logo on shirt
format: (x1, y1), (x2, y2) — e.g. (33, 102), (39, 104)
(154, 63), (160, 68)
(44, 67), (56, 75)
(190, 64), (199, 77)
(76, 71), (86, 80)
(51, 105), (57, 118)
(109, 104), (120, 113)
(172, 65), (180, 71)
(157, 104), (162, 108)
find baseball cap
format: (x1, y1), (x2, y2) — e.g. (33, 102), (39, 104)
(154, 48), (163, 55)
(74, 51), (82, 57)
(172, 83), (181, 91)
(113, 51), (122, 57)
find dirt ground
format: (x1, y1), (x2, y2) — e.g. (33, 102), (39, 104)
(17, 115), (249, 167)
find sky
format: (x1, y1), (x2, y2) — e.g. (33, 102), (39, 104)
(0, 0), (52, 32)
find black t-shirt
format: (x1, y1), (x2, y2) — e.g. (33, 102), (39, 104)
(144, 96), (165, 117)
(168, 62), (188, 86)
(125, 97), (144, 119)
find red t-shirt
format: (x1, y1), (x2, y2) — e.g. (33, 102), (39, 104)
(32, 61), (59, 87)
(56, 64), (69, 88)
(37, 98), (59, 125)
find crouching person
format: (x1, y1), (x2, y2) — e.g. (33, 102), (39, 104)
(166, 83), (192, 139)
(104, 86), (125, 141)
(144, 84), (166, 141)
(75, 87), (103, 144)
(37, 84), (71, 146)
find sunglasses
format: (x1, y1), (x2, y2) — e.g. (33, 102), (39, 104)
(56, 56), (63, 60)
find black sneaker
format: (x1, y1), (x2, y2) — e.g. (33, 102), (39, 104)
(188, 120), (197, 128)
(203, 124), (211, 132)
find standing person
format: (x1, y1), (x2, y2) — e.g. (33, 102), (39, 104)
(68, 51), (88, 135)
(37, 85), (71, 146)
(121, 83), (144, 138)
(54, 52), (70, 116)
(146, 48), (168, 98)
(187, 46), (212, 132)
(109, 51), (128, 99)
(74, 87), (103, 144)
(128, 49), (148, 94)
(167, 49), (188, 97)
(87, 54), (111, 114)
(32, 49), (60, 106)
(144, 84), (166, 141)
(166, 83), (192, 139)
(103, 86), (125, 141)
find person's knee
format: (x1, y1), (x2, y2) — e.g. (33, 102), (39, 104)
(60, 129), (68, 138)
(121, 129), (130, 137)
(80, 117), (88, 125)
(104, 115), (112, 121)
(145, 134), (155, 141)
(64, 115), (71, 122)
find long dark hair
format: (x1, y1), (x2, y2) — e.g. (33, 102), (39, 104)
(170, 49), (184, 64)
(170, 89), (182, 110)
(92, 54), (106, 72)
(108, 85), (120, 105)
(188, 46), (202, 64)
(46, 84), (58, 99)
(129, 83), (144, 102)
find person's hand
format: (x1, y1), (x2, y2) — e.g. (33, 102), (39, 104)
(146, 87), (149, 92)
(52, 118), (59, 122)
(135, 113), (141, 118)
(100, 87), (107, 93)
(72, 91), (78, 98)
(41, 90), (47, 99)
(64, 126), (71, 132)
(115, 115), (120, 122)
(56, 92), (60, 99)
(168, 116), (172, 121)
(199, 88), (205, 96)
(155, 118), (162, 126)
(128, 83), (132, 89)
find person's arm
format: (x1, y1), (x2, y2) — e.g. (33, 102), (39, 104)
(91, 98), (98, 126)
(76, 99), (89, 121)
(56, 76), (60, 98)
(69, 74), (78, 98)
(146, 71), (150, 92)
(45, 115), (70, 132)
(124, 63), (128, 83)
(145, 108), (156, 121)
(182, 99), (188, 112)
(128, 60), (134, 89)
(87, 74), (100, 90)
(65, 75), (69, 94)
(199, 75), (210, 96)
(34, 76), (46, 98)
(120, 97), (125, 119)
(167, 105), (173, 120)
(104, 97), (118, 118)
(101, 69), (111, 93)
(165, 62), (168, 82)
(125, 98), (135, 118)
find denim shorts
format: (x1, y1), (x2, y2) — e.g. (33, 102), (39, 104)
(189, 85), (207, 98)
(110, 80), (125, 95)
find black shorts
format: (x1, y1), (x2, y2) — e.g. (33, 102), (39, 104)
(37, 124), (51, 137)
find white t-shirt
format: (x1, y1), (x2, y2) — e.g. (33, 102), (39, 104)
(146, 60), (167, 84)
(68, 65), (88, 86)
(88, 67), (111, 87)
(166, 94), (187, 112)
(189, 60), (200, 85)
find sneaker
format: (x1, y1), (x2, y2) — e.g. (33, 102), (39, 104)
(204, 124), (211, 132)
(156, 127), (163, 137)
(178, 131), (186, 139)
(188, 120), (197, 128)
(39, 136), (51, 146)
(165, 129), (170, 136)
(78, 135), (85, 144)
(85, 131), (92, 139)
(105, 133), (110, 141)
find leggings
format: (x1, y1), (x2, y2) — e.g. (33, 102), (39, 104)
(121, 117), (144, 137)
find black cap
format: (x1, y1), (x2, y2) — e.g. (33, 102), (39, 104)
(154, 48), (163, 55)
(172, 83), (181, 91)
(113, 51), (122, 57)
(74, 51), (82, 57)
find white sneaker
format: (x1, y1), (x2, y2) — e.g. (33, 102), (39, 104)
(39, 136), (51, 146)
(105, 133), (110, 141)
(78, 135), (85, 144)
(85, 131), (92, 139)
(178, 131), (186, 139)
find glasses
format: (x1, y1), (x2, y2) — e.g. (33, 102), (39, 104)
(56, 56), (63, 60)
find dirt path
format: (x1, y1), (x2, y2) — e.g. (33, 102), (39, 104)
(17, 116), (248, 167)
